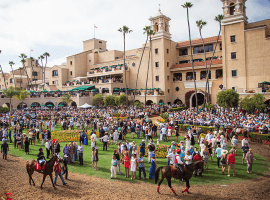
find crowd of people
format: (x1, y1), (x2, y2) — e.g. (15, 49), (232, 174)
(0, 104), (268, 183)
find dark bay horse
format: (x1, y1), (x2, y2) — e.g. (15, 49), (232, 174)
(155, 161), (204, 195)
(26, 155), (58, 189)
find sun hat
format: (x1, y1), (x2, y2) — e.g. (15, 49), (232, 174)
(222, 150), (228, 155)
(142, 139), (145, 142)
(171, 141), (175, 144)
(64, 154), (68, 158)
(176, 149), (181, 154)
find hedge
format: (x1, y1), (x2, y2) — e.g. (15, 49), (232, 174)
(249, 132), (270, 141)
(169, 107), (187, 112)
(0, 107), (9, 113)
(178, 124), (215, 132)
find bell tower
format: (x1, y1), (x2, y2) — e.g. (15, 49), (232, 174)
(149, 9), (171, 40)
(221, 0), (248, 25)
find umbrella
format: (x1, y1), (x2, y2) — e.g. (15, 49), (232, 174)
(56, 89), (61, 92)
(156, 88), (161, 90)
(158, 102), (165, 105)
(90, 68), (95, 70)
(139, 88), (145, 90)
(41, 104), (45, 107)
(109, 65), (113, 68)
(47, 104), (53, 107)
(78, 103), (92, 109)
(58, 104), (65, 107)
(30, 105), (36, 107)
(92, 89), (98, 92)
(100, 67), (104, 69)
(114, 88), (120, 91)
(117, 64), (122, 66)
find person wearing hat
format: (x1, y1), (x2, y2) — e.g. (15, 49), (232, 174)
(245, 148), (253, 174)
(227, 149), (236, 177)
(241, 143), (249, 164)
(139, 140), (145, 156)
(37, 148), (46, 172)
(149, 153), (157, 179)
(53, 156), (67, 186)
(174, 149), (185, 180)
(147, 141), (155, 163)
(193, 151), (203, 177)
(184, 150), (193, 165)
(221, 149), (228, 175)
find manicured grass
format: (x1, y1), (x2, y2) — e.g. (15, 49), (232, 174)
(1, 124), (269, 186)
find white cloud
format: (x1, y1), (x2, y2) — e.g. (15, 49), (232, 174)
(0, 0), (269, 72)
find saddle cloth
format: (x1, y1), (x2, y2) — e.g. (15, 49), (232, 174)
(36, 162), (45, 171)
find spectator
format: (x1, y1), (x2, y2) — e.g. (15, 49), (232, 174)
(1, 140), (9, 160)
(137, 153), (146, 180)
(193, 151), (203, 177)
(53, 157), (67, 186)
(215, 144), (222, 168)
(62, 154), (69, 180)
(24, 137), (30, 155)
(63, 143), (69, 160)
(130, 154), (137, 180)
(245, 148), (253, 174)
(149, 154), (157, 179)
(227, 149), (236, 177)
(202, 146), (209, 169)
(241, 143), (249, 164)
(221, 150), (228, 175)
(69, 142), (75, 164)
(45, 139), (50, 159)
(113, 149), (121, 174)
(167, 149), (176, 165)
(124, 152), (130, 178)
(139, 140), (145, 156)
(110, 155), (118, 179)
(78, 142), (83, 166)
(184, 150), (193, 165)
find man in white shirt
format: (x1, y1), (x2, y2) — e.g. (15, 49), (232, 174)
(78, 142), (84, 165)
(101, 133), (109, 151)
(161, 126), (167, 142)
(45, 139), (51, 159)
(184, 150), (193, 165)
(166, 149), (175, 165)
(241, 137), (249, 147)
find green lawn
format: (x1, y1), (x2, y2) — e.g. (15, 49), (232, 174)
(1, 124), (269, 186)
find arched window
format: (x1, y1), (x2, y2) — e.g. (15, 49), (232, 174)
(230, 3), (235, 15)
(155, 23), (159, 32)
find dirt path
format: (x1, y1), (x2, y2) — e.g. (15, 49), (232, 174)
(1, 152), (270, 200)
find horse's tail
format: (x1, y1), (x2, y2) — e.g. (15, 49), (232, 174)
(155, 166), (163, 184)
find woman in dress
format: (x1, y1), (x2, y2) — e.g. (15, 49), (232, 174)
(124, 152), (130, 178)
(74, 142), (78, 161)
(130, 154), (137, 180)
(91, 147), (97, 169)
(221, 149), (228, 175)
(203, 146), (209, 169)
(149, 154), (157, 179)
(168, 125), (172, 141)
(83, 131), (88, 145)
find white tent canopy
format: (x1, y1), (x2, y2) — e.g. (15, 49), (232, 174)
(78, 103), (92, 109)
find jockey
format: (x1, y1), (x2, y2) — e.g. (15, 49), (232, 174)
(37, 148), (46, 172)
(174, 149), (186, 181)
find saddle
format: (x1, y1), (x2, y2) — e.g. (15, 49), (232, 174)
(171, 165), (181, 177)
(36, 162), (46, 171)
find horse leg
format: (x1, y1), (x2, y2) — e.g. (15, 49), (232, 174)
(157, 173), (165, 193)
(49, 174), (56, 189)
(182, 179), (191, 194)
(167, 176), (176, 195)
(41, 174), (46, 189)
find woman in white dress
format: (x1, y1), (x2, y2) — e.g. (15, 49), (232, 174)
(130, 154), (137, 180)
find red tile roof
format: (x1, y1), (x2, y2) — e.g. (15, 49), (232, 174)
(177, 36), (222, 47)
(171, 59), (222, 69)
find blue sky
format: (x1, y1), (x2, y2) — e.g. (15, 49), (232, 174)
(0, 0), (269, 72)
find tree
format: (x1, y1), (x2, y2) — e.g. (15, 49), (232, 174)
(61, 94), (73, 106)
(118, 26), (132, 106)
(104, 95), (117, 107)
(9, 61), (15, 86)
(19, 53), (30, 88)
(182, 2), (198, 112)
(217, 89), (239, 109)
(92, 93), (104, 107)
(3, 86), (21, 113)
(133, 26), (151, 106)
(134, 101), (143, 109)
(29, 57), (37, 90)
(240, 95), (254, 112)
(196, 19), (208, 108)
(145, 29), (155, 108)
(205, 14), (224, 103)
(38, 55), (45, 90)
(252, 93), (266, 111)
(205, 102), (214, 110)
(116, 94), (127, 106)
(15, 90), (29, 109)
(43, 52), (50, 90)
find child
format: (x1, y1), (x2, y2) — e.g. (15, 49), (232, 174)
(110, 155), (118, 179)
(130, 154), (137, 180)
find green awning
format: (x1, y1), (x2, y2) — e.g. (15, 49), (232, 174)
(58, 104), (64, 107)
(29, 90), (35, 93)
(90, 69), (95, 70)
(92, 89), (98, 92)
(100, 67), (104, 69)
(114, 88), (120, 91)
(117, 64), (122, 66)
(30, 105), (36, 107)
(56, 89), (61, 92)
(156, 88), (161, 90)
(109, 65), (113, 68)
(41, 104), (45, 107)
(213, 56), (218, 59)
(47, 104), (53, 107)
(139, 88), (145, 90)
(41, 90), (48, 92)
(69, 85), (95, 91)
(158, 102), (165, 105)
(261, 81), (270, 85)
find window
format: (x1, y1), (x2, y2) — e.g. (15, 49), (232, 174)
(231, 52), (236, 59)
(179, 48), (188, 56)
(167, 76), (170, 81)
(220, 42), (222, 51)
(168, 89), (170, 93)
(99, 41), (102, 43)
(89, 60), (91, 62)
(115, 57), (119, 59)
(155, 62), (159, 68)
(155, 76), (159, 81)
(155, 48), (159, 54)
(167, 62), (169, 67)
(52, 80), (58, 85)
(216, 69), (223, 79)
(230, 3), (235, 15)
(32, 71), (38, 76)
(10, 78), (13, 83)
(179, 60), (189, 64)
(52, 70), (58, 77)
(175, 87), (180, 92)
(231, 35), (236, 43)
(173, 73), (182, 81)
(232, 86), (236, 90)
(70, 61), (72, 65)
(167, 49), (169, 54)
(232, 70), (237, 77)
(194, 44), (213, 54)
(70, 71), (72, 76)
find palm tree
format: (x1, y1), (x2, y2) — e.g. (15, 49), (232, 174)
(144, 29), (155, 108)
(118, 26), (133, 106)
(3, 86), (21, 113)
(205, 14), (224, 103)
(19, 53), (30, 89)
(9, 61), (15, 86)
(38, 55), (45, 90)
(133, 26), (151, 106)
(182, 2), (198, 112)
(61, 94), (73, 106)
(14, 89), (29, 110)
(196, 19), (208, 108)
(43, 52), (50, 90)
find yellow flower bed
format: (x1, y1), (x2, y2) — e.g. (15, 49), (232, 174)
(156, 118), (166, 123)
(137, 144), (169, 158)
(51, 130), (99, 142)
(113, 117), (128, 119)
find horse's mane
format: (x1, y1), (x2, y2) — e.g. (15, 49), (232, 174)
(187, 160), (203, 171)
(47, 155), (57, 163)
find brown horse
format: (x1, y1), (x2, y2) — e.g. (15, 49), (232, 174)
(155, 161), (204, 195)
(26, 155), (58, 189)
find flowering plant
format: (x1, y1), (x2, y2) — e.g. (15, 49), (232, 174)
(1, 190), (12, 200)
